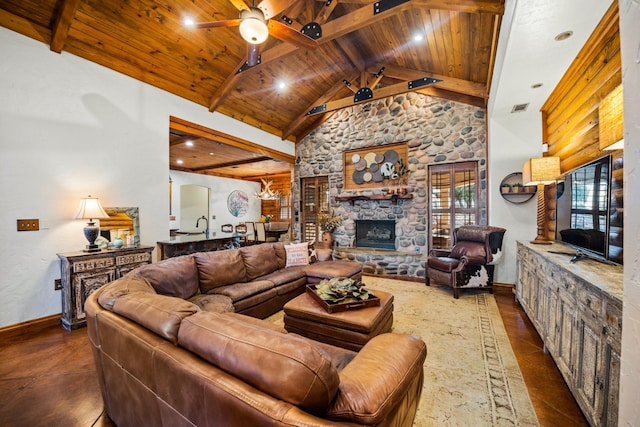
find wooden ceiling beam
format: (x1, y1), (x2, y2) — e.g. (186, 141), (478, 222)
(191, 156), (274, 172)
(306, 76), (438, 117)
(410, 0), (505, 15)
(50, 0), (81, 53)
(369, 63), (487, 99)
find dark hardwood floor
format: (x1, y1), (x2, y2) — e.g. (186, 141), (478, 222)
(0, 285), (587, 426)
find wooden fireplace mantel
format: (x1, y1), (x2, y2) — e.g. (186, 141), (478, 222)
(335, 193), (413, 205)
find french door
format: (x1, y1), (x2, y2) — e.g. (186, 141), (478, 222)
(300, 176), (329, 243)
(428, 162), (479, 249)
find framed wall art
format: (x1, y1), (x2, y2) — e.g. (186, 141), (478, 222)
(343, 142), (408, 190)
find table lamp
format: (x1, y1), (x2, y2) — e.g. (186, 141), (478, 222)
(74, 195), (109, 252)
(522, 157), (561, 244)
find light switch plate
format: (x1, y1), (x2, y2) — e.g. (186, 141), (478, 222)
(17, 219), (39, 231)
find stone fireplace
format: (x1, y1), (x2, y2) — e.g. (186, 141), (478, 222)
(355, 220), (396, 250)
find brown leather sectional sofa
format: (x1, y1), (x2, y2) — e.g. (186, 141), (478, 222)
(85, 242), (427, 426)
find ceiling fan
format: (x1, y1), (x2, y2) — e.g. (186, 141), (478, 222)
(195, 0), (320, 67)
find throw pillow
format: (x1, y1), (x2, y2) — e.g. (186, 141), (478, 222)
(285, 242), (310, 267)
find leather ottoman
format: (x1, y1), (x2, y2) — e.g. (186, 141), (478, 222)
(283, 290), (394, 351)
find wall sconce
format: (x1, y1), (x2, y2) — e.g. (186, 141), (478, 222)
(255, 179), (281, 200)
(74, 195), (109, 252)
(599, 84), (624, 150)
(522, 157), (561, 244)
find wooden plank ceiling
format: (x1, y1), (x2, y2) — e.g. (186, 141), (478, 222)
(1, 0), (504, 178)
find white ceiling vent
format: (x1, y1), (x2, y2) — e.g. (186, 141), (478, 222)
(511, 103), (530, 113)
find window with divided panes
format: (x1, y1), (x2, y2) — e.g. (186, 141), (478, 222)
(300, 176), (329, 243)
(428, 161), (479, 249)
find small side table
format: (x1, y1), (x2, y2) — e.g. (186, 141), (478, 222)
(283, 290), (394, 351)
(57, 246), (154, 330)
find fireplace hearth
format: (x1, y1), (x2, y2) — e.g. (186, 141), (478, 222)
(355, 220), (396, 250)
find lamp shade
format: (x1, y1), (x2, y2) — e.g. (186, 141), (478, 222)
(522, 157), (560, 185)
(599, 84), (624, 150)
(74, 196), (109, 220)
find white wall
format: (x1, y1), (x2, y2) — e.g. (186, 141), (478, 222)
(487, 114), (542, 284)
(618, 0), (640, 423)
(170, 170), (261, 235)
(0, 27), (293, 328)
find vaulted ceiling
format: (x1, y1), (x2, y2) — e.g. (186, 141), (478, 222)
(0, 0), (504, 144)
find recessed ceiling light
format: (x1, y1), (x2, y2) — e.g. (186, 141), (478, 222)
(209, 152), (214, 156)
(185, 141), (194, 147)
(413, 33), (424, 42)
(531, 83), (543, 89)
(176, 159), (183, 164)
(555, 31), (573, 41)
(183, 17), (195, 27)
(276, 80), (287, 90)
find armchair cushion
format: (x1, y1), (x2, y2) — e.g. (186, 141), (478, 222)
(449, 241), (486, 262)
(426, 257), (461, 272)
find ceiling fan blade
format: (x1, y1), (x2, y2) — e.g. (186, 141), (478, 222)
(257, 0), (297, 19)
(229, 0), (251, 12)
(268, 21), (318, 49)
(196, 19), (242, 29)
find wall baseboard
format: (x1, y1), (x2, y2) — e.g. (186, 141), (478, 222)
(0, 314), (61, 342)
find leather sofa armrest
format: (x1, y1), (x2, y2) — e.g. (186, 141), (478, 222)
(326, 333), (426, 424)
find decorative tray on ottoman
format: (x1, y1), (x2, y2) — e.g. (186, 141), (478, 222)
(306, 277), (380, 313)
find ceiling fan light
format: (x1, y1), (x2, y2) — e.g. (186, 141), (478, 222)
(240, 17), (268, 44)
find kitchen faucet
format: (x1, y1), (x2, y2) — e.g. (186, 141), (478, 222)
(196, 215), (209, 238)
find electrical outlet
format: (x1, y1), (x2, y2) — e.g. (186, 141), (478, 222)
(54, 279), (62, 290)
(17, 219), (39, 231)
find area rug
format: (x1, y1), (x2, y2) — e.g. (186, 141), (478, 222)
(270, 277), (539, 427)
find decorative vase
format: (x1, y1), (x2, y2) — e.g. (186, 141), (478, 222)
(112, 237), (124, 248)
(321, 231), (334, 249)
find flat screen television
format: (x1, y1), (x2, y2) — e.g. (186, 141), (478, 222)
(555, 154), (622, 264)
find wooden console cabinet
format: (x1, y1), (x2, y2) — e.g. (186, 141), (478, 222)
(516, 241), (623, 427)
(57, 246), (154, 330)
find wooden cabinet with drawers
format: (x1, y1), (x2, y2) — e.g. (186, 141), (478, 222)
(516, 241), (623, 427)
(57, 246), (154, 330)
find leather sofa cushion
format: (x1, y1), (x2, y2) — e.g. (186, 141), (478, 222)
(133, 255), (199, 299)
(449, 241), (486, 261)
(194, 250), (247, 293)
(212, 279), (274, 302)
(112, 292), (199, 344)
(178, 311), (340, 413)
(241, 244), (280, 280)
(272, 242), (287, 269)
(97, 276), (155, 310)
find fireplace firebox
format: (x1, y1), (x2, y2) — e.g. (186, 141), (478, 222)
(355, 220), (396, 250)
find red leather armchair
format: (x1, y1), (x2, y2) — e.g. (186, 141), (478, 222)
(426, 225), (506, 299)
